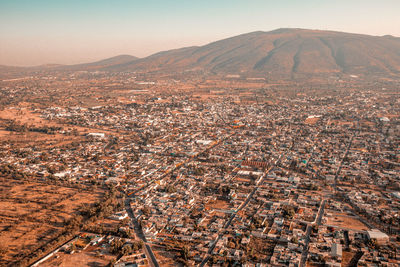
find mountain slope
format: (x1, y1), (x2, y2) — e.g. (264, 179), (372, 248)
(110, 28), (400, 78)
(55, 55), (139, 71)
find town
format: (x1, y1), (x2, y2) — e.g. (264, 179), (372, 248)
(0, 72), (399, 267)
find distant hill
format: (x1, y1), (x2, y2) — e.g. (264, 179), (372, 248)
(0, 55), (139, 79)
(54, 55), (139, 71)
(2, 29), (400, 80)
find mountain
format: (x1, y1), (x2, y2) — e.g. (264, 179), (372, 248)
(2, 29), (400, 80)
(54, 55), (139, 71)
(111, 28), (400, 79)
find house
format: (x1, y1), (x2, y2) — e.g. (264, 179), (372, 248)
(331, 243), (342, 258)
(366, 229), (389, 245)
(110, 211), (128, 220)
(87, 132), (106, 138)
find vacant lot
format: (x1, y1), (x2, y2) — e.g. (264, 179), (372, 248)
(325, 213), (368, 231)
(305, 115), (320, 125)
(205, 199), (231, 211)
(40, 245), (115, 267)
(0, 178), (103, 266)
(153, 247), (181, 266)
(0, 107), (83, 148)
(0, 106), (124, 148)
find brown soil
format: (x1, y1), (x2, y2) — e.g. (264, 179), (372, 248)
(0, 178), (103, 265)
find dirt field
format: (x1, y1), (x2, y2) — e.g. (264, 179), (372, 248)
(342, 250), (356, 266)
(0, 106), (123, 146)
(205, 199), (231, 211)
(325, 213), (368, 231)
(0, 107), (45, 125)
(0, 107), (82, 147)
(0, 178), (103, 266)
(153, 247), (181, 266)
(305, 117), (320, 125)
(40, 246), (114, 267)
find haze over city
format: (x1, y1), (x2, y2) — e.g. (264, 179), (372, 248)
(1, 0), (400, 66)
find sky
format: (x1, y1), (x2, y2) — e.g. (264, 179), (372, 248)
(1, 0), (399, 66)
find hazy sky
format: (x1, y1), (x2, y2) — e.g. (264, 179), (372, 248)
(1, 0), (399, 66)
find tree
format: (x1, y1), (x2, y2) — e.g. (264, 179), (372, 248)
(132, 241), (143, 251)
(165, 185), (177, 193)
(110, 238), (124, 254)
(210, 255), (218, 264)
(141, 206), (151, 217)
(66, 215), (83, 231)
(121, 244), (132, 256)
(109, 258), (116, 266)
(0, 246), (7, 257)
(180, 246), (189, 261)
(282, 205), (295, 219)
(367, 238), (379, 249)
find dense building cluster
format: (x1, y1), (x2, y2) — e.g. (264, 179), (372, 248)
(0, 73), (399, 266)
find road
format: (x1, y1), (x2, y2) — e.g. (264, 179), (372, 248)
(333, 130), (357, 192)
(298, 126), (357, 266)
(300, 199), (326, 267)
(125, 134), (235, 267)
(30, 236), (78, 267)
(128, 133), (234, 197)
(199, 154), (285, 267)
(299, 224), (312, 267)
(125, 198), (159, 267)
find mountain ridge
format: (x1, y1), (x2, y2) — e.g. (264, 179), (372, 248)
(2, 28), (400, 80)
(103, 28), (400, 79)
